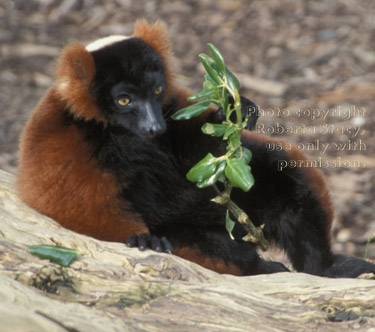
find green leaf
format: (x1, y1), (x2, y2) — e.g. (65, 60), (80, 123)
(226, 68), (240, 91)
(240, 148), (252, 165)
(187, 89), (216, 102)
(223, 126), (236, 140)
(204, 74), (219, 87)
(197, 160), (226, 188)
(171, 100), (210, 120)
(228, 131), (241, 147)
(199, 54), (222, 84)
(225, 210), (236, 240)
(187, 153), (218, 183)
(225, 158), (254, 192)
(233, 147), (252, 165)
(29, 245), (79, 267)
(207, 43), (226, 74)
(203, 80), (216, 91)
(201, 123), (228, 137)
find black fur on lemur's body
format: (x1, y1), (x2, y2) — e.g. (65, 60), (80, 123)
(18, 20), (375, 277)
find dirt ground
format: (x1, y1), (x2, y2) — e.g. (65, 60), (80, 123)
(0, 0), (374, 260)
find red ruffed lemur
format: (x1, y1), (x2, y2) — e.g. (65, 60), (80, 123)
(18, 20), (375, 278)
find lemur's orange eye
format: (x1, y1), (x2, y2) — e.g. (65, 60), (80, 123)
(154, 86), (163, 95)
(118, 96), (130, 106)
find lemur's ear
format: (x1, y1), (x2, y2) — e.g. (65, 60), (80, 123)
(133, 19), (176, 104)
(133, 19), (172, 61)
(55, 43), (105, 122)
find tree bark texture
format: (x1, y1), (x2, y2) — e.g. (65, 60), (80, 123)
(0, 169), (374, 332)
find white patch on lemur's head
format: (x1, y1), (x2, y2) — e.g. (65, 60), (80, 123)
(85, 35), (129, 52)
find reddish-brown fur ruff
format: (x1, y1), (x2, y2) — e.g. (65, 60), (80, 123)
(17, 20), (200, 245)
(241, 130), (334, 242)
(133, 19), (172, 61)
(174, 247), (243, 276)
(55, 43), (106, 123)
(17, 88), (147, 241)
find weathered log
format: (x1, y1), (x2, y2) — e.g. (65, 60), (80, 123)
(0, 169), (374, 332)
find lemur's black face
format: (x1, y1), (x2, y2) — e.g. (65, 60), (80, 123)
(91, 38), (166, 137)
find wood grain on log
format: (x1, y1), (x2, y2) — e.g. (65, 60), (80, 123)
(1, 169), (374, 332)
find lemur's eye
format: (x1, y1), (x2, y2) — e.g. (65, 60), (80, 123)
(154, 86), (163, 95)
(118, 96), (131, 106)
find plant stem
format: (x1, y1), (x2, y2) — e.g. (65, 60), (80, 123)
(233, 91), (243, 129)
(212, 185), (269, 251)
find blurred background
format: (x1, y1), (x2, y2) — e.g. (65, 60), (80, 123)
(0, 0), (374, 261)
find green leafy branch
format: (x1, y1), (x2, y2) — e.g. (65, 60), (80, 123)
(172, 44), (268, 251)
